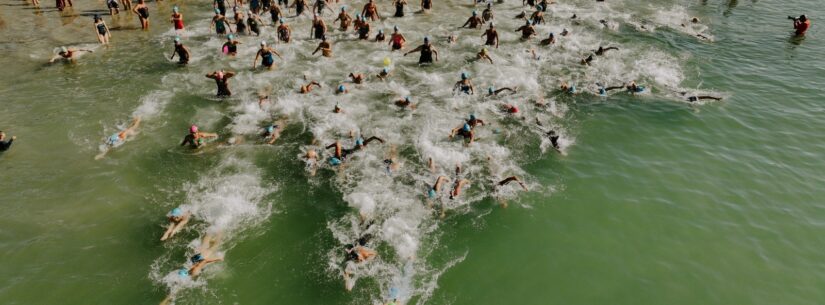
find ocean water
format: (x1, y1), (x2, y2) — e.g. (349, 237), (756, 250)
(2, 0), (825, 304)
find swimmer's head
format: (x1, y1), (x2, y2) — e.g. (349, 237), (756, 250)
(378, 29), (383, 34)
(489, 22), (495, 28)
(227, 34), (235, 40)
(173, 6), (179, 12)
(338, 85), (346, 92)
(525, 19), (531, 25)
(800, 15), (808, 21)
(60, 46), (68, 53)
(394, 26), (399, 32)
(355, 13), (361, 18)
(189, 125), (199, 134)
(356, 138), (364, 146)
(423, 36), (430, 43)
(279, 18), (285, 24)
(428, 188), (436, 198)
(94, 14), (101, 21)
(461, 72), (468, 80)
(472, 10), (477, 16)
(463, 123), (471, 132)
(215, 8), (221, 14)
(405, 96), (411, 102)
(488, 87), (494, 94)
(481, 47), (488, 53)
(265, 125), (274, 133)
(178, 268), (189, 277)
(470, 114), (476, 120)
(174, 36), (181, 43)
(383, 67), (389, 73)
(260, 40), (267, 47)
(341, 6), (346, 11)
(170, 208), (182, 217)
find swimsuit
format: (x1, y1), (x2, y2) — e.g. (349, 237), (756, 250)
(215, 19), (227, 34)
(224, 42), (237, 53)
(422, 0), (431, 9)
(97, 23), (107, 35)
(107, 0), (119, 9)
(236, 19), (247, 33)
(391, 35), (403, 49)
(419, 44), (433, 64)
(248, 17), (260, 35)
(262, 51), (274, 66)
(394, 2), (404, 17)
(278, 27), (290, 41)
(138, 7), (149, 19)
(175, 45), (189, 63)
(173, 14), (184, 29)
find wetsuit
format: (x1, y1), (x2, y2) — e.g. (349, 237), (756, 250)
(172, 13), (184, 30)
(270, 6), (281, 23)
(482, 9), (492, 22)
(96, 23), (108, 35)
(358, 23), (370, 39)
(248, 16), (260, 35)
(250, 0), (260, 12)
(394, 1), (404, 17)
(236, 18), (247, 34)
(0, 138), (13, 151)
(262, 0), (271, 10)
(419, 44), (433, 64)
(107, 0), (119, 9)
(174, 44), (189, 64)
(215, 17), (227, 34)
(458, 82), (471, 94)
(180, 134), (201, 148)
(315, 0), (325, 14)
(391, 34), (403, 50)
(137, 6), (149, 19)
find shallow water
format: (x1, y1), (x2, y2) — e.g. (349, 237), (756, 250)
(2, 0), (825, 304)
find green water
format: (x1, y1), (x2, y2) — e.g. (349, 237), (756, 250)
(2, 0), (825, 304)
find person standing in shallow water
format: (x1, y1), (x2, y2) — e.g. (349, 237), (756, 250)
(334, 6), (352, 31)
(132, 0), (150, 30)
(389, 26), (406, 50)
(206, 70), (236, 97)
(93, 15), (111, 45)
(404, 36), (438, 65)
(170, 37), (190, 65)
(482, 23), (498, 48)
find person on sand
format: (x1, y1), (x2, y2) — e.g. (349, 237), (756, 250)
(170, 37), (190, 65)
(106, 0), (119, 15)
(160, 207), (191, 241)
(476, 48), (493, 64)
(539, 32), (555, 46)
(789, 14), (810, 36)
(0, 131), (16, 152)
(49, 46), (93, 63)
(326, 136), (385, 165)
(300, 81), (322, 93)
(453, 72), (474, 95)
(206, 70), (236, 97)
(261, 120), (285, 144)
(277, 18), (291, 42)
(254, 41), (284, 70)
(312, 36), (333, 57)
(389, 26), (406, 50)
(180, 125), (219, 149)
(334, 6), (352, 31)
(515, 20), (536, 40)
(133, 0), (150, 30)
(349, 72), (365, 84)
(93, 15), (111, 45)
(405, 36), (438, 65)
(460, 10), (483, 29)
(361, 0), (380, 21)
(482, 23), (499, 48)
(487, 86), (516, 96)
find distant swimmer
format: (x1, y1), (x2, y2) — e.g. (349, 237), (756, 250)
(595, 82), (624, 96)
(326, 136), (385, 165)
(530, 8), (544, 25)
(349, 72), (365, 84)
(559, 81), (577, 94)
(303, 148), (319, 176)
(466, 114), (485, 128)
(393, 0), (407, 17)
(206, 70), (236, 97)
(449, 122), (475, 144)
(539, 32), (555, 45)
(377, 67), (392, 80)
(404, 36), (439, 65)
(482, 23), (499, 48)
(515, 10), (527, 19)
(496, 176), (528, 191)
(476, 48), (493, 64)
(133, 0), (149, 30)
(188, 233), (224, 276)
(170, 37), (190, 65)
(420, 0), (432, 12)
(515, 20), (536, 40)
(300, 81), (321, 93)
(625, 80), (646, 94)
(160, 207), (191, 241)
(222, 34), (241, 56)
(93, 15), (111, 45)
(334, 6), (352, 30)
(96, 117), (141, 159)
(277, 18), (291, 42)
(460, 10), (483, 29)
(212, 9), (232, 35)
(375, 30), (386, 41)
(560, 28), (569, 36)
(789, 14), (810, 36)
(453, 72), (474, 95)
(449, 179), (470, 199)
(312, 36), (333, 57)
(389, 26), (407, 50)
(383, 144), (401, 174)
(0, 130), (16, 152)
(311, 14), (327, 39)
(545, 130), (560, 150)
(394, 96), (416, 109)
(679, 92), (722, 102)
(336, 84), (349, 94)
(481, 2), (493, 22)
(181, 125), (219, 149)
(49, 46), (93, 63)
(581, 54), (594, 65)
(261, 120), (285, 144)
(357, 16), (372, 40)
(594, 46), (619, 55)
(344, 241), (377, 263)
(170, 6), (184, 32)
(361, 0), (380, 21)
(500, 103), (520, 115)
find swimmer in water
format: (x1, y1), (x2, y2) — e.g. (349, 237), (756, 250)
(313, 0), (332, 15)
(482, 23), (499, 48)
(594, 82), (625, 96)
(206, 70), (236, 97)
(326, 136), (385, 165)
(481, 2), (493, 22)
(212, 10), (232, 35)
(594, 46), (619, 56)
(453, 72), (474, 95)
(334, 6), (352, 31)
(357, 16), (371, 40)
(545, 130), (560, 151)
(269, 4), (283, 25)
(106, 0), (119, 15)
(49, 46), (93, 63)
(377, 67), (392, 80)
(389, 26), (406, 50)
(335, 84), (348, 94)
(420, 0), (432, 12)
(581, 54), (594, 65)
(487, 86), (516, 96)
(160, 207), (191, 241)
(222, 34), (241, 56)
(500, 103), (520, 115)
(247, 11), (263, 36)
(625, 80), (645, 94)
(560, 28), (569, 36)
(0, 131), (16, 152)
(678, 92), (723, 102)
(300, 81), (321, 93)
(312, 36), (333, 57)
(539, 32), (555, 46)
(449, 122), (475, 144)
(277, 18), (291, 42)
(303, 148), (319, 176)
(461, 10), (483, 29)
(349, 72), (365, 84)
(560, 81), (577, 94)
(95, 117), (141, 159)
(383, 144), (401, 174)
(254, 41), (284, 70)
(466, 114), (485, 128)
(404, 36), (438, 65)
(530, 8), (544, 25)
(449, 179), (470, 199)
(180, 125), (219, 149)
(476, 48), (493, 64)
(394, 96), (416, 109)
(291, 0), (308, 17)
(361, 0), (380, 21)
(93, 15), (111, 45)
(188, 232), (224, 276)
(133, 0), (149, 30)
(170, 37), (190, 65)
(311, 14), (327, 39)
(789, 14), (810, 36)
(515, 20), (536, 40)
(170, 6), (184, 32)
(261, 120), (285, 144)
(427, 175), (447, 204)
(496, 176), (528, 191)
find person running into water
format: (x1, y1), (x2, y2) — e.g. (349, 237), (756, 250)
(476, 48), (493, 64)
(277, 18), (291, 42)
(214, 0), (228, 15)
(515, 20), (536, 40)
(160, 207), (191, 241)
(222, 34), (241, 55)
(453, 72), (474, 94)
(539, 32), (555, 45)
(93, 15), (111, 45)
(95, 117), (141, 159)
(181, 125), (219, 149)
(311, 14), (327, 39)
(335, 6), (352, 30)
(460, 10), (483, 29)
(312, 36), (333, 57)
(253, 41), (284, 70)
(212, 10), (232, 35)
(169, 37), (190, 65)
(482, 23), (499, 48)
(789, 14), (810, 36)
(481, 2), (493, 22)
(49, 46), (93, 63)
(530, 7), (544, 24)
(393, 0), (407, 17)
(133, 0), (150, 30)
(300, 81), (322, 93)
(326, 136), (385, 165)
(361, 0), (380, 21)
(404, 36), (438, 65)
(389, 26), (406, 50)
(106, 0), (119, 15)
(171, 6), (184, 32)
(233, 9), (248, 35)
(0, 131), (16, 152)
(206, 70), (236, 97)
(291, 0), (308, 17)
(313, 0), (332, 15)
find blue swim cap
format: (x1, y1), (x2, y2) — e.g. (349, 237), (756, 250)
(461, 72), (468, 80)
(174, 36), (181, 42)
(428, 188), (436, 198)
(383, 67), (389, 73)
(405, 96), (411, 102)
(338, 85), (346, 92)
(355, 138), (364, 146)
(463, 123), (471, 132)
(173, 6), (179, 12)
(178, 268), (189, 277)
(170, 208), (183, 217)
(472, 10), (477, 16)
(469, 114), (476, 120)
(379, 29), (383, 34)
(488, 87), (494, 94)
(265, 125), (274, 133)
(215, 8), (220, 14)
(107, 134), (121, 144)
(329, 157), (342, 166)
(356, 13), (361, 18)
(569, 85), (577, 94)
(424, 36), (430, 42)
(341, 5), (346, 10)
(280, 18), (285, 23)
(390, 287), (399, 298)
(599, 88), (606, 96)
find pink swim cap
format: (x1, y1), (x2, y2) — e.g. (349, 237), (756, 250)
(215, 71), (224, 79)
(190, 125), (198, 133)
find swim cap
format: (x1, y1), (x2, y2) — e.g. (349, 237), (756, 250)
(265, 125), (274, 133)
(394, 26), (399, 32)
(461, 72), (468, 79)
(383, 67), (389, 73)
(338, 85), (346, 92)
(569, 85), (576, 94)
(463, 123), (471, 132)
(170, 207), (183, 217)
(509, 105), (519, 113)
(341, 6), (346, 11)
(107, 134), (120, 144)
(470, 114), (476, 120)
(488, 87), (494, 94)
(178, 269), (189, 277)
(215, 8), (220, 14)
(190, 125), (198, 133)
(227, 34), (234, 40)
(490, 22), (495, 27)
(173, 6), (179, 12)
(329, 157), (342, 166)
(356, 13), (361, 18)
(174, 36), (181, 42)
(424, 36), (429, 42)
(60, 46), (68, 53)
(280, 18), (285, 23)
(472, 10), (477, 16)
(598, 88), (606, 96)
(94, 14), (101, 20)
(261, 40), (267, 46)
(355, 138), (364, 146)
(482, 47), (488, 53)
(405, 96), (410, 102)
(428, 188), (436, 198)
(190, 254), (204, 263)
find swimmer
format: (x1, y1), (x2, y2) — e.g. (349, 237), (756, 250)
(420, 0), (432, 12)
(188, 233), (224, 276)
(594, 46), (618, 55)
(467, 114), (485, 128)
(560, 28), (569, 36)
(375, 30), (386, 41)
(93, 15), (111, 45)
(389, 26), (406, 50)
(311, 14), (327, 39)
(482, 23), (499, 48)
(234, 9), (248, 35)
(515, 10), (527, 19)
(545, 130), (560, 150)
(377, 67), (392, 80)
(594, 82), (624, 96)
(481, 2), (493, 22)
(394, 96), (416, 109)
(679, 92), (722, 102)
(500, 103), (520, 115)
(449, 122), (475, 144)
(476, 48), (493, 64)
(496, 176), (528, 191)
(300, 81), (321, 93)
(515, 20), (536, 40)
(487, 87), (516, 97)
(291, 0), (308, 17)
(404, 37), (438, 65)
(206, 70), (236, 97)
(133, 0), (149, 30)
(361, 0), (380, 21)
(357, 16), (371, 39)
(312, 36), (332, 57)
(261, 120), (285, 144)
(269, 4), (283, 25)
(106, 0), (119, 15)
(453, 72), (474, 95)
(344, 244), (377, 262)
(170, 37), (190, 65)
(254, 41), (284, 70)
(222, 34), (241, 55)
(335, 84), (348, 94)
(539, 32), (555, 45)
(304, 148), (319, 176)
(625, 80), (645, 94)
(349, 72), (365, 84)
(460, 10), (483, 29)
(212, 10), (232, 35)
(170, 6), (184, 31)
(277, 18), (291, 42)
(214, 0), (227, 15)
(160, 207), (191, 241)
(427, 176), (447, 202)
(449, 179), (470, 199)
(581, 54), (594, 65)
(393, 0), (407, 17)
(560, 81), (577, 94)
(180, 125), (219, 149)
(49, 46), (93, 63)
(258, 95), (270, 108)
(333, 103), (344, 113)
(326, 136), (385, 164)
(789, 14), (810, 36)
(383, 144), (401, 174)
(334, 6), (352, 30)
(247, 12), (263, 36)
(0, 131), (16, 152)
(530, 8), (544, 25)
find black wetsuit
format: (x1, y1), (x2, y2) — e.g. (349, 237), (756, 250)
(223, 41), (238, 54)
(315, 0), (326, 14)
(358, 24), (370, 39)
(419, 44), (433, 64)
(0, 139), (13, 152)
(137, 6), (149, 19)
(394, 1), (404, 17)
(236, 18), (247, 34)
(262, 0), (271, 10)
(96, 23), (107, 35)
(295, 0), (306, 15)
(215, 0), (227, 15)
(313, 21), (325, 39)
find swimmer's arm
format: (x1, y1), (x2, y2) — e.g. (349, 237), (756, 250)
(224, 71), (236, 79)
(312, 44), (322, 55)
(433, 48), (438, 61)
(253, 50), (261, 68)
(201, 132), (219, 138)
(180, 137), (191, 146)
(403, 45), (422, 55)
(461, 18), (471, 28)
(48, 54), (61, 63)
(170, 47), (177, 60)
